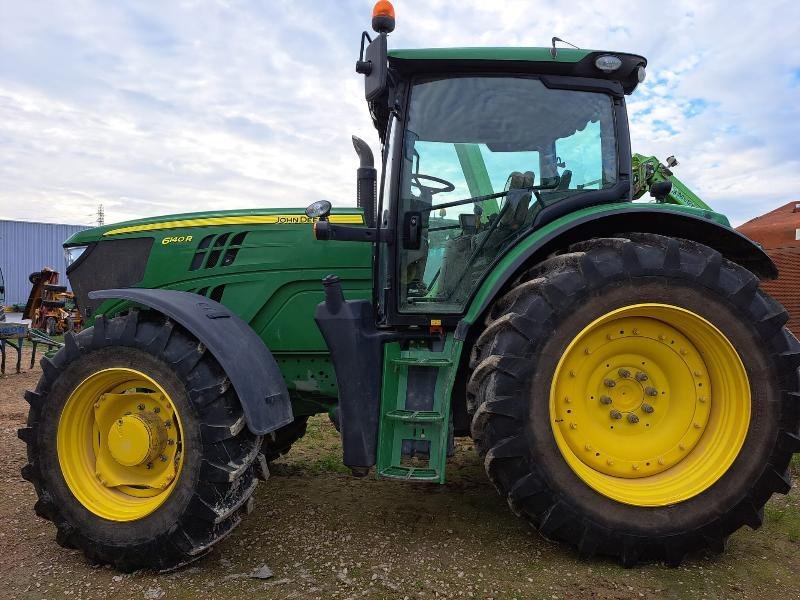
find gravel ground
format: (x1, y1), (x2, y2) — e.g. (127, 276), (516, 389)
(1, 344), (799, 599)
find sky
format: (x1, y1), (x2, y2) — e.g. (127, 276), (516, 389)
(0, 0), (798, 227)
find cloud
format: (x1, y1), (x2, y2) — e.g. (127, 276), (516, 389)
(0, 0), (798, 226)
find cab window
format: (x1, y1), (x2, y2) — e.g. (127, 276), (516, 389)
(396, 76), (617, 313)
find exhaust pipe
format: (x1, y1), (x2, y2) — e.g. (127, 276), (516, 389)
(352, 136), (377, 228)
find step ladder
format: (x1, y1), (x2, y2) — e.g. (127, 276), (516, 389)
(376, 334), (458, 483)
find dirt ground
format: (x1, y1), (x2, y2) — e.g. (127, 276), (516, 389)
(1, 344), (799, 600)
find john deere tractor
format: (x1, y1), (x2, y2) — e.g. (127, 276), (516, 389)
(20, 2), (799, 571)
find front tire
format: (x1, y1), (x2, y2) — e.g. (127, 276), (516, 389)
(468, 234), (800, 565)
(19, 311), (263, 571)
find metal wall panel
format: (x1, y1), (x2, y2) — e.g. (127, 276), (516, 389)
(0, 220), (89, 305)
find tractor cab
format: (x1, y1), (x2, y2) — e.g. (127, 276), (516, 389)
(308, 2), (651, 483)
(312, 2), (646, 330)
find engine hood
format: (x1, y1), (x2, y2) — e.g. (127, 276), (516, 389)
(64, 207), (365, 246)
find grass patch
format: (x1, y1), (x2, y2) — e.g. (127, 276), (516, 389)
(765, 496), (800, 545)
(792, 453), (800, 476)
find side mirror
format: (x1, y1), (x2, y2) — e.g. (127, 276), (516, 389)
(649, 181), (672, 201)
(356, 33), (388, 101)
(305, 200), (332, 221)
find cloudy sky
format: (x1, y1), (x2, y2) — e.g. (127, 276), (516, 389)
(1, 0), (798, 227)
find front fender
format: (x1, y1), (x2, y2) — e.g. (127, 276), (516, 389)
(461, 203), (776, 332)
(89, 288), (293, 436)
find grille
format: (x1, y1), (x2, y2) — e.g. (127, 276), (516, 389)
(189, 231), (248, 271)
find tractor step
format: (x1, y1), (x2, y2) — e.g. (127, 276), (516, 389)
(378, 465), (440, 481)
(376, 334), (458, 484)
(385, 409), (445, 423)
(390, 356), (453, 367)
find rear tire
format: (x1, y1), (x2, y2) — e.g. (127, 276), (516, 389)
(468, 234), (800, 566)
(19, 311), (263, 571)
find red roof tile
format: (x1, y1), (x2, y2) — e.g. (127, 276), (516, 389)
(737, 200), (800, 250)
(737, 202), (800, 337)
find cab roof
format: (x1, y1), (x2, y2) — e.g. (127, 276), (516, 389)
(387, 47), (647, 95)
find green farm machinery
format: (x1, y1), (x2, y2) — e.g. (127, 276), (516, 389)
(19, 2), (799, 570)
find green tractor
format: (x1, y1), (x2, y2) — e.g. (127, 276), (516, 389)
(20, 3), (800, 571)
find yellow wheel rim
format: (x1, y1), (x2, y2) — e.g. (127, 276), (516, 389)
(550, 303), (750, 506)
(58, 368), (185, 521)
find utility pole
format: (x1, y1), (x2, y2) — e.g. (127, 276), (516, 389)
(96, 204), (105, 226)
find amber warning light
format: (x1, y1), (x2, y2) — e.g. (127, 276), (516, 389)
(372, 1), (395, 33)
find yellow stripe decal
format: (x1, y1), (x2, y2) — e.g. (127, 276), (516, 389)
(103, 214), (364, 236)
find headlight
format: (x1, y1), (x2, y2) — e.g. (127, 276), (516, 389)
(595, 55), (622, 73)
(64, 245), (88, 269)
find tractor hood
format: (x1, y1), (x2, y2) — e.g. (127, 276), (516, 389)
(63, 206), (369, 322)
(64, 207), (365, 246)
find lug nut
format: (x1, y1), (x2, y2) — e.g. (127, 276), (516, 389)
(600, 395), (612, 405)
(137, 404), (145, 411)
(164, 421), (172, 428)
(618, 368), (631, 379)
(610, 409), (622, 420)
(627, 413), (640, 424)
(635, 372), (648, 382)
(167, 439), (175, 445)
(153, 406), (161, 413)
(641, 403), (654, 414)
(146, 463), (153, 470)
(604, 378), (616, 388)
(645, 387), (658, 397)
(160, 454), (168, 462)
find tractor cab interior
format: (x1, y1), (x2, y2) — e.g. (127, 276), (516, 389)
(394, 76), (619, 313)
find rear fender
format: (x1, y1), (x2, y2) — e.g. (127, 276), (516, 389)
(461, 204), (777, 334)
(89, 288), (293, 436)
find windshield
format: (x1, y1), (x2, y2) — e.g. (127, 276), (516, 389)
(396, 76), (618, 313)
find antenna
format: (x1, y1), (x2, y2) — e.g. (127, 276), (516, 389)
(550, 37), (580, 59)
(96, 204), (105, 226)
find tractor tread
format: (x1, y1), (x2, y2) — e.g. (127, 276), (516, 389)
(19, 310), (263, 572)
(469, 233), (800, 566)
(261, 415), (310, 462)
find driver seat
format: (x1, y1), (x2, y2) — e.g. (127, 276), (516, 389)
(496, 171), (534, 231)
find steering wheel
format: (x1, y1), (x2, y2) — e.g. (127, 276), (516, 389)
(410, 173), (455, 197)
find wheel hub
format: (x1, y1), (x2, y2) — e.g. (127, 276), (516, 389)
(93, 388), (179, 491)
(554, 314), (711, 478)
(107, 412), (168, 467)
